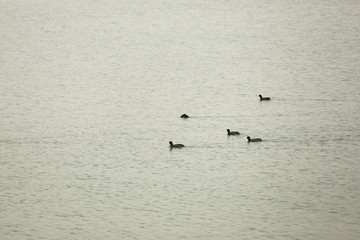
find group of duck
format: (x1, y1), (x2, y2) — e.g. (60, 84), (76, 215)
(169, 95), (271, 149)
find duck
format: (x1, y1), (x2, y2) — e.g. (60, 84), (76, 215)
(247, 136), (262, 142)
(259, 95), (271, 101)
(180, 114), (189, 118)
(169, 141), (185, 148)
(227, 129), (240, 136)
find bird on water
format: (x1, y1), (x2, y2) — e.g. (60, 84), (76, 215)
(227, 129), (240, 136)
(169, 141), (185, 148)
(259, 95), (271, 101)
(247, 136), (262, 142)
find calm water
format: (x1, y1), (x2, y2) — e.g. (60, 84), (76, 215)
(1, 0), (360, 239)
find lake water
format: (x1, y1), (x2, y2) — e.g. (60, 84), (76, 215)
(1, 0), (360, 239)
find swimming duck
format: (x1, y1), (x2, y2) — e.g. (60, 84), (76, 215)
(169, 141), (185, 148)
(247, 136), (262, 142)
(227, 129), (240, 136)
(259, 95), (271, 101)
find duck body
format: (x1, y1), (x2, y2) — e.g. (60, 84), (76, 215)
(259, 95), (271, 101)
(247, 136), (262, 142)
(169, 141), (185, 148)
(227, 129), (240, 136)
(180, 114), (189, 118)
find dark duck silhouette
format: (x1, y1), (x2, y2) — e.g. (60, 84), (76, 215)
(227, 129), (240, 136)
(259, 95), (271, 101)
(169, 141), (185, 148)
(247, 136), (262, 142)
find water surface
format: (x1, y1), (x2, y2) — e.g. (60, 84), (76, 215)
(1, 0), (360, 239)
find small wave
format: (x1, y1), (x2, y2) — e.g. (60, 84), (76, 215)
(275, 98), (341, 102)
(188, 115), (246, 119)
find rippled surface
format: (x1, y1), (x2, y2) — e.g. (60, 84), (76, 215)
(1, 0), (360, 239)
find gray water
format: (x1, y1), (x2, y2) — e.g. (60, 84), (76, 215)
(1, 0), (360, 239)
